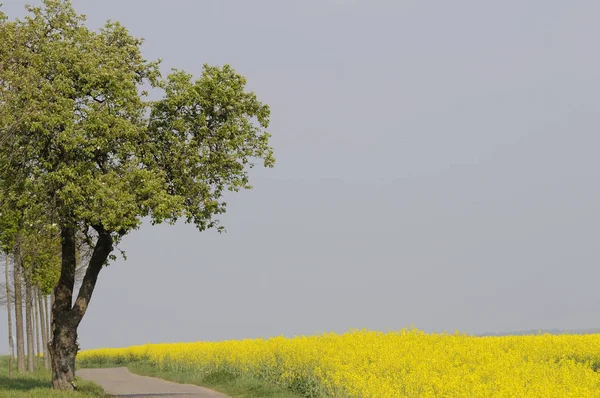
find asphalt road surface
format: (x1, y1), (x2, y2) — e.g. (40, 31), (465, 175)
(77, 367), (230, 398)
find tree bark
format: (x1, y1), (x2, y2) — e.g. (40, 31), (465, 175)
(25, 277), (35, 372)
(49, 226), (113, 390)
(5, 253), (14, 378)
(49, 226), (77, 389)
(47, 293), (53, 369)
(34, 287), (42, 368)
(13, 251), (25, 373)
(38, 288), (48, 369)
(45, 294), (51, 355)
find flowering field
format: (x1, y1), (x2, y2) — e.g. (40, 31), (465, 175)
(78, 329), (600, 397)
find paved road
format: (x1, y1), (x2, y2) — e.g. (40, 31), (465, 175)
(77, 367), (230, 398)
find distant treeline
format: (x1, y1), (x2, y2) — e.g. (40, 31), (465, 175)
(479, 328), (600, 337)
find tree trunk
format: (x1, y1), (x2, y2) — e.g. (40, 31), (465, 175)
(45, 294), (51, 364)
(5, 253), (14, 378)
(49, 226), (77, 390)
(13, 252), (25, 373)
(34, 288), (42, 368)
(25, 278), (35, 372)
(38, 288), (48, 369)
(49, 226), (113, 390)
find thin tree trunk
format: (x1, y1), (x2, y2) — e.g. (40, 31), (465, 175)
(13, 252), (25, 373)
(45, 295), (51, 343)
(34, 287), (42, 368)
(44, 294), (51, 368)
(50, 226), (113, 390)
(25, 277), (35, 372)
(50, 291), (55, 337)
(38, 288), (48, 369)
(5, 253), (14, 378)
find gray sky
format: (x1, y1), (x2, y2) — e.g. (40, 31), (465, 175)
(1, 0), (600, 353)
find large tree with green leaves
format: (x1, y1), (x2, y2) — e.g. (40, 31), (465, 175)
(0, 0), (274, 390)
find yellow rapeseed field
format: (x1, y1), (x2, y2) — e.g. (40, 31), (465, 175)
(78, 329), (600, 397)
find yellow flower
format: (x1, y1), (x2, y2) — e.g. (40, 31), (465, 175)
(78, 329), (600, 397)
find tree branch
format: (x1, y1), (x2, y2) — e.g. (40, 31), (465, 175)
(70, 228), (112, 325)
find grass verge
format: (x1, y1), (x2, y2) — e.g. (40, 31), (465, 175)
(0, 356), (110, 398)
(78, 360), (305, 398)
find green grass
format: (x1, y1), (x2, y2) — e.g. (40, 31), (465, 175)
(79, 360), (305, 398)
(0, 357), (110, 397)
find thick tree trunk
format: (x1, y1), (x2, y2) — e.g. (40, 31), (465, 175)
(5, 253), (14, 378)
(49, 321), (78, 390)
(49, 226), (77, 390)
(13, 253), (25, 373)
(38, 288), (48, 369)
(49, 226), (113, 390)
(25, 278), (35, 372)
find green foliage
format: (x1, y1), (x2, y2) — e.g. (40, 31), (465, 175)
(147, 65), (275, 230)
(19, 224), (61, 294)
(0, 0), (274, 247)
(0, 206), (19, 253)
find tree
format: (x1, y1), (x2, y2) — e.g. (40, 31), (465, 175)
(37, 286), (49, 369)
(0, 225), (64, 372)
(13, 247), (25, 373)
(0, 198), (26, 373)
(23, 226), (62, 370)
(0, 194), (62, 372)
(0, 0), (275, 390)
(4, 253), (14, 378)
(25, 269), (35, 372)
(34, 286), (42, 367)
(44, 294), (51, 364)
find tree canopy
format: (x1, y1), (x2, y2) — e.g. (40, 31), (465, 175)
(0, 1), (273, 239)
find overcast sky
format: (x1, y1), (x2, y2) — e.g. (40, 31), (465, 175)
(1, 0), (600, 353)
